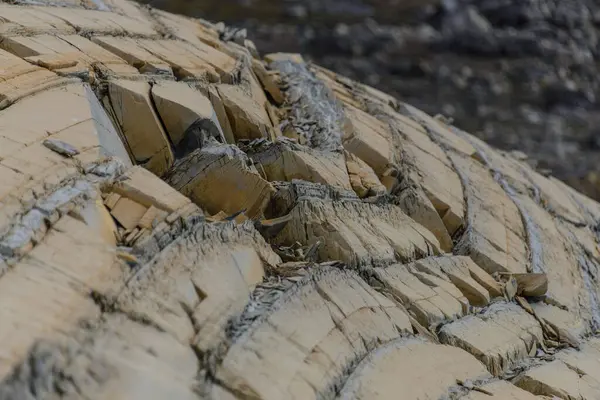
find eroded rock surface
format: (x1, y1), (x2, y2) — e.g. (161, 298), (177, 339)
(0, 1), (599, 399)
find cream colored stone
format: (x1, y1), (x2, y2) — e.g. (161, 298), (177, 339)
(394, 184), (454, 252)
(402, 139), (465, 237)
(462, 131), (587, 225)
(110, 197), (148, 230)
(151, 9), (220, 48)
(216, 268), (412, 400)
(112, 166), (191, 213)
(252, 59), (285, 105)
(265, 52), (305, 64)
(117, 222), (278, 348)
(374, 262), (466, 326)
(0, 214), (121, 378)
(0, 83), (131, 172)
(450, 153), (529, 275)
(512, 273), (548, 297)
(275, 198), (441, 268)
(206, 85), (235, 144)
(39, 6), (157, 37)
(0, 48), (74, 109)
(0, 4), (76, 36)
(462, 380), (538, 400)
(345, 151), (386, 197)
(338, 338), (491, 400)
(249, 140), (352, 190)
(515, 360), (600, 399)
(399, 102), (477, 157)
(165, 144), (274, 219)
(343, 105), (395, 175)
(557, 338), (600, 384)
(439, 302), (543, 376)
(217, 84), (275, 141)
(92, 36), (173, 75)
(414, 256), (492, 306)
(508, 193), (592, 317)
(138, 39), (235, 82)
(151, 81), (225, 157)
(532, 303), (588, 346)
(107, 80), (174, 176)
(0, 314), (200, 399)
(1, 34), (138, 77)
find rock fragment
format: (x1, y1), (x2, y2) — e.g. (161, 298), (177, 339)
(217, 84), (276, 141)
(513, 273), (549, 297)
(151, 81), (225, 158)
(42, 139), (79, 158)
(106, 80), (174, 176)
(165, 143), (274, 219)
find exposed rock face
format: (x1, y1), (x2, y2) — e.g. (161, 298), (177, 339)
(145, 0), (600, 202)
(0, 1), (600, 399)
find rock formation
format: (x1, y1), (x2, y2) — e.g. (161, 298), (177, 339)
(0, 1), (599, 399)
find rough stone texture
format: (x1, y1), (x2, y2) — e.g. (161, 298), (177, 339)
(215, 267), (413, 400)
(151, 81), (226, 158)
(152, 0), (600, 203)
(274, 197), (441, 268)
(106, 80), (174, 176)
(338, 338), (491, 400)
(439, 302), (544, 376)
(165, 144), (275, 219)
(0, 1), (600, 399)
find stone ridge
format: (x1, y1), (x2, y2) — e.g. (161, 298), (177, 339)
(0, 0), (598, 399)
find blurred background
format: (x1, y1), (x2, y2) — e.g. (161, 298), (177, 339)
(139, 0), (600, 201)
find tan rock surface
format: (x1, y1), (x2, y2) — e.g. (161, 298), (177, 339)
(165, 144), (274, 218)
(106, 80), (174, 176)
(215, 267), (412, 400)
(151, 81), (225, 156)
(515, 360), (600, 399)
(462, 380), (539, 399)
(338, 338), (490, 400)
(217, 84), (276, 141)
(246, 139), (352, 190)
(0, 1), (599, 399)
(439, 302), (544, 376)
(274, 197), (441, 267)
(373, 261), (467, 326)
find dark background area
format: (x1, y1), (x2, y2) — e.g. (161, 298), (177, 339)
(140, 0), (600, 200)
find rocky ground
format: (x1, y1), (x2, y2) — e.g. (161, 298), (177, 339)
(140, 0), (600, 200)
(2, 1), (600, 398)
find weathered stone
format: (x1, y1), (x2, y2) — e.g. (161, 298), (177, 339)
(345, 151), (386, 197)
(252, 59), (284, 105)
(274, 198), (441, 268)
(374, 262), (467, 327)
(515, 360), (600, 399)
(165, 144), (274, 219)
(217, 84), (276, 141)
(216, 267), (412, 400)
(1, 34), (138, 78)
(118, 221), (279, 349)
(92, 35), (173, 75)
(343, 105), (395, 175)
(107, 80), (174, 176)
(439, 302), (543, 376)
(246, 139), (352, 190)
(111, 166), (191, 213)
(414, 256), (492, 306)
(42, 139), (79, 158)
(338, 338), (491, 400)
(462, 380), (538, 400)
(450, 153), (529, 275)
(151, 81), (225, 158)
(513, 273), (549, 297)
